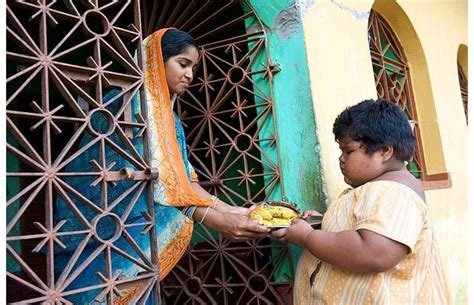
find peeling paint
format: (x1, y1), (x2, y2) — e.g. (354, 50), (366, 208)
(296, 0), (316, 17)
(331, 0), (370, 20)
(274, 4), (301, 39)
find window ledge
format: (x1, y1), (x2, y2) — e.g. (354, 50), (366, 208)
(420, 172), (452, 191)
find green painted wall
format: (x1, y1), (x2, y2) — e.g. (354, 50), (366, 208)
(249, 0), (326, 281)
(250, 0), (326, 213)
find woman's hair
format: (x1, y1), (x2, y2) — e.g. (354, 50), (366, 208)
(332, 98), (415, 161)
(161, 29), (198, 63)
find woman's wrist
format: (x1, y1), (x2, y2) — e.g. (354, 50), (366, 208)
(198, 206), (211, 224)
(202, 207), (220, 227)
(210, 195), (221, 211)
(213, 199), (232, 213)
(192, 205), (219, 226)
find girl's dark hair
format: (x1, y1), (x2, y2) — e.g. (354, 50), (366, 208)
(332, 98), (415, 161)
(161, 29), (198, 63)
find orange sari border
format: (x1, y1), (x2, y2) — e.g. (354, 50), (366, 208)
(143, 28), (212, 208)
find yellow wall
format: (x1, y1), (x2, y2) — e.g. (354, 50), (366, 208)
(299, 0), (468, 303)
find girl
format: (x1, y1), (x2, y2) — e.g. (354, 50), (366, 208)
(272, 99), (451, 304)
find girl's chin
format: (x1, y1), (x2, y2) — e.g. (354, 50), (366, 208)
(343, 176), (355, 187)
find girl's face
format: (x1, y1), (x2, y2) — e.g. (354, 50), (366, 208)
(164, 45), (199, 95)
(338, 138), (387, 187)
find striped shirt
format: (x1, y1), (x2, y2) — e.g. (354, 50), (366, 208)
(294, 181), (452, 304)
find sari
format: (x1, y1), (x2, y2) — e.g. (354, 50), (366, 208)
(54, 28), (211, 304)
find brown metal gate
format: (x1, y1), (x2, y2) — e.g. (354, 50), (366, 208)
(7, 1), (294, 304)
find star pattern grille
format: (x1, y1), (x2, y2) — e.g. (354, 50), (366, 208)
(7, 0), (294, 304)
(368, 10), (427, 179)
(7, 1), (157, 303)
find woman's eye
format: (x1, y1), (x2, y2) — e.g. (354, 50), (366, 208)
(180, 63), (186, 68)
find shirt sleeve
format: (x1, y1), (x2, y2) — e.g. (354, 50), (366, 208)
(352, 182), (426, 252)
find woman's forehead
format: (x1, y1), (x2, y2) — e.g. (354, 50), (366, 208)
(176, 45), (199, 60)
(177, 45), (199, 58)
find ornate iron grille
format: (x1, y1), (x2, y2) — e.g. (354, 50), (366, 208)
(7, 0), (293, 304)
(6, 1), (160, 303)
(368, 11), (427, 179)
(457, 63), (468, 124)
(141, 1), (293, 304)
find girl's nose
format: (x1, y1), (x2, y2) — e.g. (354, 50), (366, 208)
(339, 154), (344, 162)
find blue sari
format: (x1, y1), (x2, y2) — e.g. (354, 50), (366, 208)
(54, 90), (193, 304)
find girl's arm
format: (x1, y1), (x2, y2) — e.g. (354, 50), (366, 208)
(304, 228), (409, 273)
(274, 219), (408, 273)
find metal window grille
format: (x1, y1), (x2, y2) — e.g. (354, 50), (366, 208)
(6, 1), (293, 304)
(368, 10), (427, 179)
(457, 63), (468, 124)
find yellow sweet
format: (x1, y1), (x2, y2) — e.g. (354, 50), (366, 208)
(248, 204), (300, 226)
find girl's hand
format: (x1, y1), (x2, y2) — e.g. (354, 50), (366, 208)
(271, 228), (288, 243)
(286, 218), (313, 247)
(302, 209), (323, 219)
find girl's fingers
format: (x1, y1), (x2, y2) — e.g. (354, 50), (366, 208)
(270, 228), (287, 238)
(302, 210), (323, 219)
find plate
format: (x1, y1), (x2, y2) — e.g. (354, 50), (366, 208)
(267, 215), (323, 230)
(263, 200), (301, 214)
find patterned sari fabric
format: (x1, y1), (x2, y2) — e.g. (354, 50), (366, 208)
(140, 28), (212, 282)
(55, 28), (212, 304)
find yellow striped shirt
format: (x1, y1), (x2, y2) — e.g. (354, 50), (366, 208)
(294, 181), (451, 304)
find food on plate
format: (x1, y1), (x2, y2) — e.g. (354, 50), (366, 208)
(248, 203), (300, 226)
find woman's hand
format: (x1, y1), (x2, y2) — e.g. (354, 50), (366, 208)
(205, 210), (270, 241)
(218, 204), (248, 215)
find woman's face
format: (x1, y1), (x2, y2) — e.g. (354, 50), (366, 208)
(164, 45), (199, 95)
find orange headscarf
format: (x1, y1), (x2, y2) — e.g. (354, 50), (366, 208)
(143, 28), (212, 208)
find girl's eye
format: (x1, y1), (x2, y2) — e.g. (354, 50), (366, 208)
(180, 63), (186, 68)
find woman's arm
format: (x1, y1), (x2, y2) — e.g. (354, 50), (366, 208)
(190, 182), (246, 214)
(190, 182), (269, 240)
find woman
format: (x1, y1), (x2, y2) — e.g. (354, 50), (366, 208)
(149, 28), (269, 241)
(55, 28), (269, 304)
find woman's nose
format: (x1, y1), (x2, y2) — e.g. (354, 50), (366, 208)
(185, 68), (193, 80)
